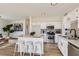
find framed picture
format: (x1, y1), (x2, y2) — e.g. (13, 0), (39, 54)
(14, 23), (23, 31)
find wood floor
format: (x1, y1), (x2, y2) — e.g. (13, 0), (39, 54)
(0, 43), (62, 56)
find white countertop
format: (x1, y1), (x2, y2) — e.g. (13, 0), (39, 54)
(68, 39), (79, 48)
(18, 35), (43, 38)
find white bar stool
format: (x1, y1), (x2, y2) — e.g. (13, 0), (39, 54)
(25, 40), (34, 56)
(33, 41), (43, 56)
(14, 42), (18, 56)
(14, 40), (25, 56)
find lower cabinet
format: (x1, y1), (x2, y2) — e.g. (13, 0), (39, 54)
(55, 34), (61, 43)
(58, 36), (68, 56)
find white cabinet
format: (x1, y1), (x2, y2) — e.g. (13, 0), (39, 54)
(40, 23), (46, 29)
(58, 36), (68, 56)
(61, 38), (68, 56)
(31, 23), (41, 34)
(55, 34), (61, 43)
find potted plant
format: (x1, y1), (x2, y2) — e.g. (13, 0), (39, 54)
(2, 24), (15, 37)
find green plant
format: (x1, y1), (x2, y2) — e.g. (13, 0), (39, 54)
(2, 24), (14, 36)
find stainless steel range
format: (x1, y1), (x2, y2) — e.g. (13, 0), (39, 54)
(46, 25), (55, 43)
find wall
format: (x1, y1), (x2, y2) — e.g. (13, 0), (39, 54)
(31, 16), (62, 22)
(0, 16), (62, 37)
(30, 16), (62, 34)
(62, 6), (79, 37)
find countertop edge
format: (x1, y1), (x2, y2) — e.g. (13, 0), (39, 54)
(68, 41), (79, 49)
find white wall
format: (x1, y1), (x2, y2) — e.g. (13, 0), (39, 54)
(30, 16), (62, 34)
(62, 6), (79, 36)
(31, 16), (62, 22)
(0, 16), (62, 37)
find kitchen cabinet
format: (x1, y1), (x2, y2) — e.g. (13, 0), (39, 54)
(55, 34), (61, 43)
(31, 23), (41, 34)
(40, 23), (46, 29)
(58, 36), (68, 56)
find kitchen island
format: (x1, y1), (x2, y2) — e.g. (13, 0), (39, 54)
(17, 35), (44, 55)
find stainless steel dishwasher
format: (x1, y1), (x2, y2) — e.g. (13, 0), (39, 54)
(68, 42), (79, 56)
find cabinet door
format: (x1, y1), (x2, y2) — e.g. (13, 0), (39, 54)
(60, 38), (64, 55)
(32, 24), (41, 34)
(58, 36), (68, 56)
(58, 36), (63, 52)
(55, 34), (59, 43)
(58, 36), (61, 50)
(62, 38), (68, 56)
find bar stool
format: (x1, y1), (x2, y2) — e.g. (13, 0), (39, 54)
(25, 40), (34, 56)
(14, 41), (18, 56)
(14, 40), (25, 56)
(33, 41), (43, 56)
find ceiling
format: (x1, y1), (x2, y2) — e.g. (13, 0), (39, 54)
(0, 3), (79, 20)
